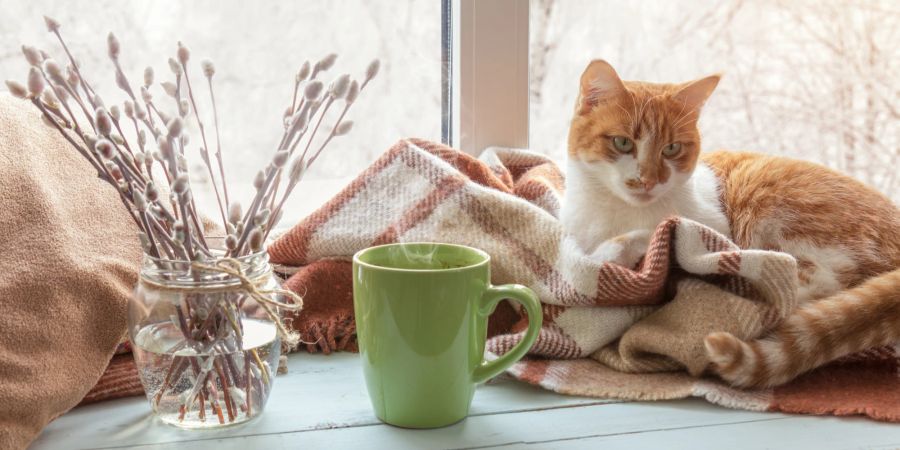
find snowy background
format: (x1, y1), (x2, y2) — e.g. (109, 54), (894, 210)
(2, 0), (896, 220)
(531, 0), (898, 202)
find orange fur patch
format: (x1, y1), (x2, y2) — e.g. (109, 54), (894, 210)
(702, 151), (900, 284)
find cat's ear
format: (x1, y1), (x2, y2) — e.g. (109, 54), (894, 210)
(578, 59), (626, 114)
(672, 74), (721, 111)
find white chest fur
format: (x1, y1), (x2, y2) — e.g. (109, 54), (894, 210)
(560, 160), (731, 252)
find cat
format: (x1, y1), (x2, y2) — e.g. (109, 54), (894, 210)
(562, 59), (900, 388)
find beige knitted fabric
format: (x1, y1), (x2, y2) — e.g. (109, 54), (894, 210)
(0, 94), (141, 449)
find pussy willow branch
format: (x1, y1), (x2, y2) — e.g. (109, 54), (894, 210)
(181, 62), (227, 229)
(14, 22), (374, 412)
(46, 19), (98, 104)
(12, 19), (360, 424)
(32, 99), (105, 180)
(205, 74), (230, 212)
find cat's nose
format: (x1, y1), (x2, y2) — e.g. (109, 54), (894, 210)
(625, 178), (644, 190)
(626, 177), (656, 191)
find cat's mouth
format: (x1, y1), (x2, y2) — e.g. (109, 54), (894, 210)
(627, 191), (655, 203)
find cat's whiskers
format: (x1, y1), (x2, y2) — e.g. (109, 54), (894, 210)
(613, 101), (634, 129)
(671, 105), (700, 130)
(669, 100), (690, 129)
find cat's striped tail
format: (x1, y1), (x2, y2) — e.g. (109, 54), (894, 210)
(704, 268), (900, 388)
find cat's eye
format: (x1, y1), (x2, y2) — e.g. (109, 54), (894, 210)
(611, 136), (634, 153)
(662, 142), (682, 157)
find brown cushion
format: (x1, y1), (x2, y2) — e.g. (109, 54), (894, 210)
(0, 94), (140, 449)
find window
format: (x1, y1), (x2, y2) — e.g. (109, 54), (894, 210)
(5, 0), (896, 210)
(527, 0), (898, 201)
(1, 0), (443, 222)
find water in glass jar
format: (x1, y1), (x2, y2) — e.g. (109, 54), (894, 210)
(132, 318), (280, 428)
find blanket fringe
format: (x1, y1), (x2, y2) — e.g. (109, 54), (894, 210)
(296, 314), (357, 354)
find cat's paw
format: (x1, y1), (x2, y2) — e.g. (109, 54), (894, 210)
(590, 229), (651, 268)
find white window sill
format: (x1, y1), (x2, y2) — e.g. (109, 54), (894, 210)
(33, 352), (899, 449)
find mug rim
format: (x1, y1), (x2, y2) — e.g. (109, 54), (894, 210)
(352, 242), (490, 273)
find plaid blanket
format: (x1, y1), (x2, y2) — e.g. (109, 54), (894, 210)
(267, 138), (899, 422)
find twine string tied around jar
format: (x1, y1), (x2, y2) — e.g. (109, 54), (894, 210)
(142, 258), (303, 348)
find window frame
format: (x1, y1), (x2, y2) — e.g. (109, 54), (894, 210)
(443, 0), (530, 155)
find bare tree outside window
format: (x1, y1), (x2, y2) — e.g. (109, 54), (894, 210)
(3, 0), (895, 209)
(530, 0), (898, 202)
(0, 0), (442, 221)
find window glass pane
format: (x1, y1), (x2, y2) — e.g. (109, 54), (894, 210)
(530, 0), (897, 201)
(1, 0), (442, 221)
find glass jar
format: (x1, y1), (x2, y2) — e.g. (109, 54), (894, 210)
(128, 249), (287, 428)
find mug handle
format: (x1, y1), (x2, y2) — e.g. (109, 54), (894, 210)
(472, 284), (543, 384)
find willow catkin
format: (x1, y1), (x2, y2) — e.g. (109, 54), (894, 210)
(134, 102), (147, 120)
(115, 71), (130, 94)
(83, 133), (98, 150)
(167, 117), (183, 138)
(143, 67), (154, 87)
(168, 58), (181, 76)
(365, 59), (380, 81)
(201, 60), (215, 78)
(345, 80), (360, 104)
(107, 33), (121, 60)
(248, 228), (263, 252)
(272, 150), (289, 168)
(329, 74), (351, 99)
(176, 154), (188, 172)
(27, 67), (45, 95)
(254, 209), (270, 226)
(317, 53), (338, 72)
(53, 85), (69, 102)
(40, 90), (60, 110)
(228, 202), (242, 225)
(296, 61), (311, 81)
(177, 42), (190, 65)
(173, 221), (186, 244)
(133, 189), (147, 212)
(90, 93), (105, 109)
(225, 234), (238, 251)
(304, 81), (324, 101)
(158, 137), (173, 159)
(95, 139), (116, 160)
(334, 120), (353, 136)
(42, 59), (66, 86)
(21, 45), (42, 66)
(161, 82), (177, 97)
(179, 99), (190, 116)
(145, 182), (160, 202)
(253, 170), (265, 190)
(66, 66), (79, 88)
(172, 173), (189, 195)
(95, 108), (113, 136)
(43, 16), (60, 32)
(4, 81), (27, 99)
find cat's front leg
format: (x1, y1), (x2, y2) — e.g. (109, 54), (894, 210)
(589, 229), (651, 269)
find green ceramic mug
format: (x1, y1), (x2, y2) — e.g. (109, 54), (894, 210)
(352, 242), (543, 428)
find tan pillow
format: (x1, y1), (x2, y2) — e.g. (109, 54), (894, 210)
(0, 94), (140, 449)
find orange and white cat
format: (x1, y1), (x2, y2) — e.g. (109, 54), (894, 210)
(562, 59), (900, 387)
